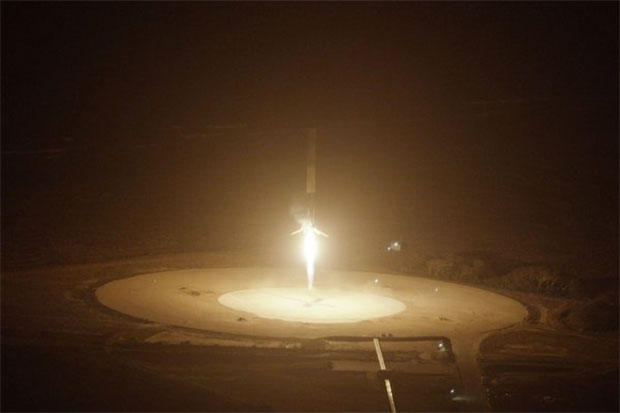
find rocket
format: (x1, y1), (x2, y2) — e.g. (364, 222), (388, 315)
(291, 128), (326, 290)
(291, 128), (327, 238)
(306, 128), (317, 224)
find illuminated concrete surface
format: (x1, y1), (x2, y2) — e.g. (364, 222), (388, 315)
(96, 268), (527, 339)
(218, 287), (406, 323)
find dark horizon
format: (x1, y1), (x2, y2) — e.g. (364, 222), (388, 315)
(2, 2), (618, 146)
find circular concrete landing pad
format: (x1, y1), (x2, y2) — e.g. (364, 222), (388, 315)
(96, 268), (527, 338)
(218, 287), (406, 323)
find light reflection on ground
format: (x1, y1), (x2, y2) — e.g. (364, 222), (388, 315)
(218, 287), (406, 323)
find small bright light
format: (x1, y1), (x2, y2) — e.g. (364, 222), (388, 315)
(434, 287), (439, 292)
(438, 342), (444, 349)
(374, 278), (379, 283)
(450, 389), (455, 394)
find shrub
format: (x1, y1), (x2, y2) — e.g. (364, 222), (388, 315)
(564, 292), (619, 332)
(489, 266), (576, 297)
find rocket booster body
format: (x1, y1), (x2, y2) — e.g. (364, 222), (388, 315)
(306, 128), (317, 224)
(292, 127), (326, 290)
(291, 127), (327, 238)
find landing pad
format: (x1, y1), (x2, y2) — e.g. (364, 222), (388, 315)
(96, 268), (527, 338)
(218, 287), (406, 323)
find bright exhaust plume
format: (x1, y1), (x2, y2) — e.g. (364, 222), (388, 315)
(292, 220), (327, 290)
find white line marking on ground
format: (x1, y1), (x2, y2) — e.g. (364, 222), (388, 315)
(374, 338), (397, 413)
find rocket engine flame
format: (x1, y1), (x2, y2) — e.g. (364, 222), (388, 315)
(304, 226), (317, 290)
(292, 221), (327, 290)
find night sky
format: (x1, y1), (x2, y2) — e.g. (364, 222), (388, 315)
(3, 2), (617, 147)
(1, 2), (618, 269)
